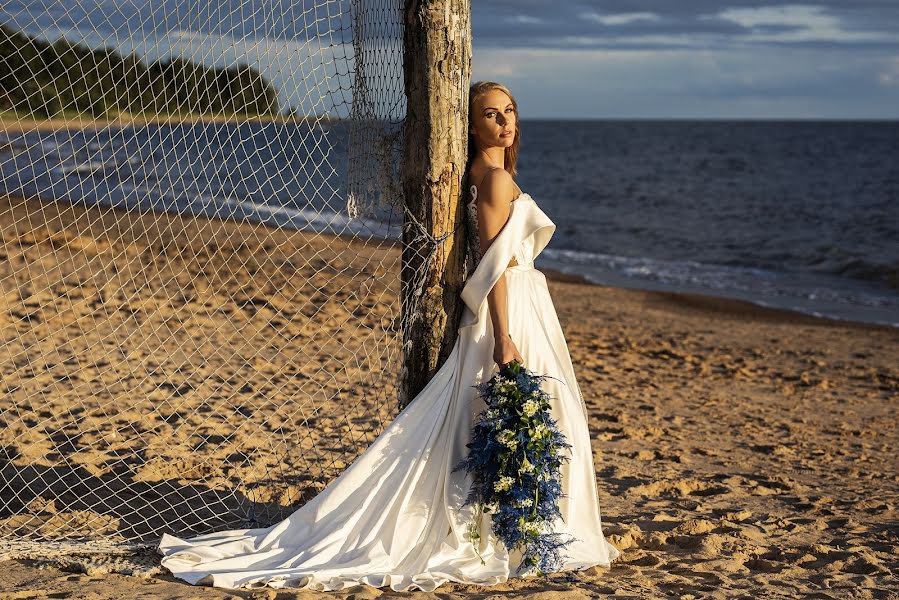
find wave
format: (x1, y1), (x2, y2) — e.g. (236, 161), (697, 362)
(824, 257), (899, 290)
(217, 196), (401, 241)
(539, 247), (899, 327)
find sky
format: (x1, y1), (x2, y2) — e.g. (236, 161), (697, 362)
(471, 1), (899, 119)
(2, 1), (898, 119)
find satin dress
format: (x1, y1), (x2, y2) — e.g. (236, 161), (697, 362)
(156, 186), (620, 591)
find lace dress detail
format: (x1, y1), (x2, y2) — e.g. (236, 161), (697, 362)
(466, 179), (527, 275)
(466, 184), (483, 270)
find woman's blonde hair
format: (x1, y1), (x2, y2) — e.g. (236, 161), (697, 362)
(466, 81), (520, 179)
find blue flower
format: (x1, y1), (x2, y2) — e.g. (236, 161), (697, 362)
(453, 359), (578, 575)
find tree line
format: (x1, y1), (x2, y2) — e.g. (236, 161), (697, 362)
(0, 22), (280, 119)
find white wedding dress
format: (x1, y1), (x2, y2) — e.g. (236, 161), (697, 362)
(156, 183), (621, 591)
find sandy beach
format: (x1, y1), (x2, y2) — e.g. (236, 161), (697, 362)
(0, 191), (896, 599)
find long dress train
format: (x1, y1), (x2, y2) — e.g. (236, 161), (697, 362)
(156, 190), (621, 592)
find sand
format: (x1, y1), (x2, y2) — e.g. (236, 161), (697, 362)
(0, 191), (896, 599)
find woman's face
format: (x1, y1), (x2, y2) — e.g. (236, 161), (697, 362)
(470, 89), (516, 151)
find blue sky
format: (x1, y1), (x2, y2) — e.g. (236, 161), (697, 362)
(471, 2), (899, 118)
(3, 1), (897, 119)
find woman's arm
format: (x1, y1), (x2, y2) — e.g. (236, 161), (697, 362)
(477, 169), (525, 367)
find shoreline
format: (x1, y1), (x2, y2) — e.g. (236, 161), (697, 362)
(540, 267), (896, 333)
(3, 117), (893, 331)
(3, 191), (892, 335)
(0, 112), (334, 134)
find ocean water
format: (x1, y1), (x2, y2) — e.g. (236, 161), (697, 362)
(519, 120), (899, 328)
(1, 119), (896, 327)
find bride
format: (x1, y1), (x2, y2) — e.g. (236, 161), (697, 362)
(157, 80), (621, 592)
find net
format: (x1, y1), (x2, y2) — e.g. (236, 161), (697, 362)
(0, 0), (460, 569)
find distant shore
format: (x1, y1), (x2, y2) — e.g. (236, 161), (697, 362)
(0, 111), (337, 134)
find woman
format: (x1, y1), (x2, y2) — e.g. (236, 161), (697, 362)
(156, 81), (620, 592)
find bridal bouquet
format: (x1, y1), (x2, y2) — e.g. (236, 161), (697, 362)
(453, 359), (577, 576)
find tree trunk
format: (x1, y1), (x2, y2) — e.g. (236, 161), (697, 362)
(398, 0), (472, 410)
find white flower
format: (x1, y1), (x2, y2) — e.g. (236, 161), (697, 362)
(496, 429), (518, 450)
(521, 519), (543, 535)
(522, 399), (539, 417)
(494, 377), (519, 395)
(533, 423), (550, 439)
(493, 476), (515, 492)
(519, 498), (533, 508)
(518, 456), (535, 474)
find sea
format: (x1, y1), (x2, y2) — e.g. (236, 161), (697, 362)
(1, 119), (897, 328)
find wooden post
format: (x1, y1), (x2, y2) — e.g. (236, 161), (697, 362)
(398, 0), (471, 410)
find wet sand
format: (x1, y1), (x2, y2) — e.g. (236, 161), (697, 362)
(0, 192), (896, 599)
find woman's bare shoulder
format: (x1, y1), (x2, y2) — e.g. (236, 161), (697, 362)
(476, 168), (515, 207)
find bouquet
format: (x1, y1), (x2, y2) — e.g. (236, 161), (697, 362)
(453, 359), (578, 576)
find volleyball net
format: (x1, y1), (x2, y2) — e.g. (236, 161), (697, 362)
(0, 0), (457, 568)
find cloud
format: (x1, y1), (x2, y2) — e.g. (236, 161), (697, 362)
(581, 12), (661, 27)
(472, 1), (899, 50)
(713, 5), (833, 28)
(469, 2), (899, 117)
(472, 44), (899, 118)
(4, 0), (897, 117)
(710, 4), (896, 44)
(503, 15), (544, 26)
